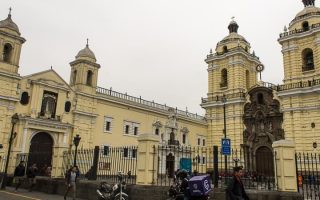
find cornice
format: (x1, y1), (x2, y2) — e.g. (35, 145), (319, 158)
(0, 70), (21, 80)
(31, 79), (71, 92)
(21, 117), (73, 132)
(278, 26), (320, 43)
(73, 110), (98, 117)
(69, 59), (101, 69)
(277, 85), (320, 97)
(205, 50), (260, 64)
(0, 30), (26, 43)
(0, 95), (19, 102)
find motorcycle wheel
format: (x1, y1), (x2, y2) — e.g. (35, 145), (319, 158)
(114, 195), (128, 200)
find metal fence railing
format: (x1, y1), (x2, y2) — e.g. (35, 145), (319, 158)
(296, 152), (320, 200)
(152, 145), (276, 191)
(62, 146), (138, 185)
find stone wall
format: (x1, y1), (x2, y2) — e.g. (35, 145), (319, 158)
(9, 177), (302, 200)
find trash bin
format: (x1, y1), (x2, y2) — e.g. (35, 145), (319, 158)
(188, 175), (212, 197)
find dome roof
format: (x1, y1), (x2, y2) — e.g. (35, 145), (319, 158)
(76, 44), (96, 61)
(221, 32), (247, 43)
(294, 6), (320, 19)
(0, 14), (20, 35)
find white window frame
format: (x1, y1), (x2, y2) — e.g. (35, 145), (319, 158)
(123, 147), (137, 159)
(123, 120), (140, 137)
(102, 145), (111, 157)
(104, 116), (113, 133)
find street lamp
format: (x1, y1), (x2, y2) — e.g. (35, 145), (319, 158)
(73, 134), (81, 167)
(1, 113), (19, 189)
(221, 95), (228, 175)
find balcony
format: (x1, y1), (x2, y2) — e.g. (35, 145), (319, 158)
(167, 139), (180, 146)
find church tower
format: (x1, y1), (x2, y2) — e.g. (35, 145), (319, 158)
(0, 9), (25, 74)
(277, 0), (320, 151)
(69, 40), (100, 95)
(201, 19), (261, 149)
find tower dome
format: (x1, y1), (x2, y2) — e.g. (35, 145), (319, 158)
(75, 40), (96, 62)
(0, 10), (20, 36)
(216, 18), (250, 54)
(289, 0), (320, 28)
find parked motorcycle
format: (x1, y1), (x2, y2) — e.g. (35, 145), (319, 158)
(97, 172), (129, 200)
(167, 170), (212, 200)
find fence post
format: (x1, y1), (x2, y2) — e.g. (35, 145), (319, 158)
(213, 146), (219, 187)
(89, 146), (100, 180)
(272, 140), (297, 192)
(136, 134), (159, 185)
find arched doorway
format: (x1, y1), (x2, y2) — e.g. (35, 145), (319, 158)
(166, 153), (175, 178)
(28, 132), (53, 173)
(255, 146), (274, 176)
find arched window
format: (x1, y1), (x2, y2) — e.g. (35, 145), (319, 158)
(3, 43), (13, 63)
(64, 101), (71, 112)
(223, 46), (228, 53)
(220, 69), (228, 88)
(246, 70), (250, 89)
(20, 92), (29, 105)
(257, 93), (264, 104)
(182, 134), (186, 144)
(86, 70), (93, 86)
(302, 21), (309, 32)
(302, 48), (314, 71)
(72, 70), (77, 85)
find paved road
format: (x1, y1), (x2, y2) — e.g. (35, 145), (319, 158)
(0, 187), (86, 200)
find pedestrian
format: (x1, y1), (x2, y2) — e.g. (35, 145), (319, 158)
(13, 161), (26, 192)
(26, 163), (38, 192)
(226, 166), (249, 200)
(64, 166), (79, 200)
(46, 165), (52, 177)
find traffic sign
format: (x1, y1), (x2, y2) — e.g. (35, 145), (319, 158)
(221, 138), (231, 155)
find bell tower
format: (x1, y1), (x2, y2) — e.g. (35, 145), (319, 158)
(278, 0), (320, 84)
(69, 39), (100, 94)
(0, 8), (26, 74)
(277, 0), (320, 151)
(201, 19), (261, 149)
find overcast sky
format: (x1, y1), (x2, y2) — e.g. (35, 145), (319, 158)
(1, 0), (317, 115)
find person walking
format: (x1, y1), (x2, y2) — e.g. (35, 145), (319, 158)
(226, 166), (250, 200)
(13, 161), (26, 192)
(26, 163), (38, 192)
(64, 166), (79, 200)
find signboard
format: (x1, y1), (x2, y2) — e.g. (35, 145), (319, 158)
(221, 138), (231, 155)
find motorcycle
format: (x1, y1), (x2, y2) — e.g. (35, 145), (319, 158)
(97, 172), (129, 200)
(167, 171), (211, 200)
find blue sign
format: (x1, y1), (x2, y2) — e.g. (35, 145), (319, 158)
(221, 138), (231, 155)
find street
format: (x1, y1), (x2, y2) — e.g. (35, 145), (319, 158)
(0, 187), (85, 200)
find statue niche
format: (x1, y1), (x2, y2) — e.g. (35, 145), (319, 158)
(242, 87), (284, 174)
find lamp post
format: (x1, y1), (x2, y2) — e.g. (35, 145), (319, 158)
(73, 134), (81, 167)
(1, 113), (19, 189)
(221, 95), (228, 175)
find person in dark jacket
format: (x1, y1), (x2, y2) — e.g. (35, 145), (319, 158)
(26, 163), (38, 192)
(14, 161), (26, 191)
(226, 166), (249, 200)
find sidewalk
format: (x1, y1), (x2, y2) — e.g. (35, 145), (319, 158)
(0, 187), (86, 200)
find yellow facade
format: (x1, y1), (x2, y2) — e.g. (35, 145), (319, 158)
(0, 13), (207, 177)
(1, 0), (320, 177)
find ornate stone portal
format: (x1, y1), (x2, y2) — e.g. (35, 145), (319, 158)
(243, 87), (284, 175)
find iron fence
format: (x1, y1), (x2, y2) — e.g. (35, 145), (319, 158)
(152, 145), (276, 191)
(296, 152), (320, 200)
(62, 146), (138, 185)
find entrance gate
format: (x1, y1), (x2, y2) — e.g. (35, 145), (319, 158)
(28, 132), (53, 172)
(256, 146), (274, 176)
